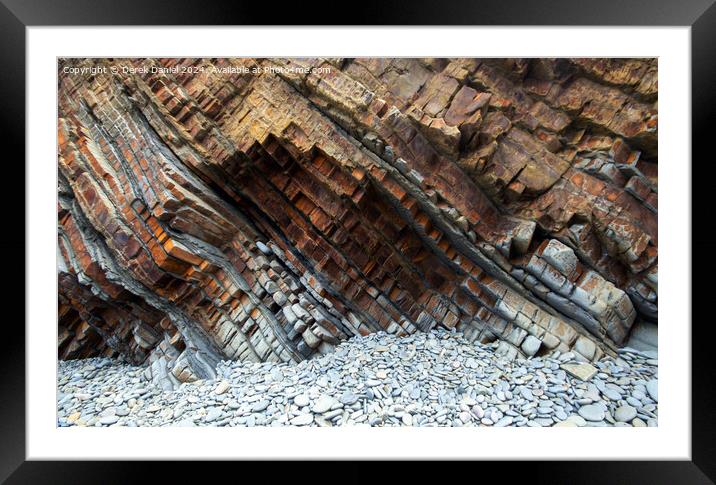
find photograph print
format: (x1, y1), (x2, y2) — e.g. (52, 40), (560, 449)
(57, 57), (658, 428)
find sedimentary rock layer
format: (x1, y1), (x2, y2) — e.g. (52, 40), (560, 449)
(58, 58), (657, 389)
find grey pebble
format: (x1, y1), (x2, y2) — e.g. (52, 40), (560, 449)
(57, 329), (657, 428)
(614, 405), (637, 423)
(578, 404), (606, 422)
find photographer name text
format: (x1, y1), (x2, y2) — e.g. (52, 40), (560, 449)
(62, 64), (331, 76)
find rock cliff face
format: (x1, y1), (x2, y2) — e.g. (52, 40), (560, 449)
(57, 58), (657, 389)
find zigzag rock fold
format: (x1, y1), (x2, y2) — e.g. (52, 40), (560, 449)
(58, 58), (657, 389)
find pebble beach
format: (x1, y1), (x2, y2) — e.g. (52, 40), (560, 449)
(57, 329), (658, 428)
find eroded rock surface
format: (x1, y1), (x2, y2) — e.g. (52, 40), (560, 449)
(58, 58), (657, 388)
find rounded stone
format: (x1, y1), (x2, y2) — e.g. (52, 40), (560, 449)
(311, 396), (335, 414)
(632, 418), (647, 427)
(578, 404), (605, 422)
(614, 405), (637, 423)
(494, 416), (514, 427)
(290, 414), (314, 426)
(99, 415), (119, 425)
(339, 392), (359, 406)
(646, 380), (658, 402)
(520, 387), (534, 401)
(251, 400), (270, 413)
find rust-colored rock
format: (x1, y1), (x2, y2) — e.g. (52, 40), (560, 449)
(57, 58), (657, 388)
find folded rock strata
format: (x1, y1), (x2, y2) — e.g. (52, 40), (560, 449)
(57, 58), (657, 389)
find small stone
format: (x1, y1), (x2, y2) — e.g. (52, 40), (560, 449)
(206, 407), (224, 422)
(214, 381), (230, 395)
(561, 363), (598, 381)
(646, 379), (658, 402)
(270, 368), (284, 383)
(632, 418), (647, 427)
(471, 405), (485, 419)
(252, 400), (270, 413)
(339, 392), (359, 406)
(494, 416), (514, 427)
(578, 404), (605, 422)
(294, 394), (310, 407)
(614, 405), (637, 423)
(291, 414), (314, 426)
(311, 396), (335, 414)
(402, 414), (413, 426)
(99, 415), (118, 425)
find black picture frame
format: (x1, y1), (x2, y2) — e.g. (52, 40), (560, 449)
(2, 0), (712, 482)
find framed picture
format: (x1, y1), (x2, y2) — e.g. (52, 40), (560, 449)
(5, 0), (712, 481)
